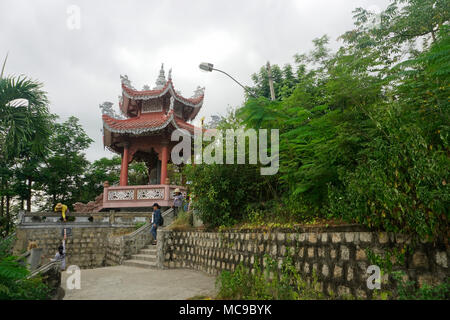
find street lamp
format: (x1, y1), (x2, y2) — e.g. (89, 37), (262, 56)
(198, 62), (258, 98)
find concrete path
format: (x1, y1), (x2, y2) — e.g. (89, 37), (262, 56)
(61, 266), (216, 300)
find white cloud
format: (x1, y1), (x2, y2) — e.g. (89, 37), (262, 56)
(0, 0), (391, 162)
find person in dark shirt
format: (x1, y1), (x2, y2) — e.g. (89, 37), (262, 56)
(150, 203), (162, 245)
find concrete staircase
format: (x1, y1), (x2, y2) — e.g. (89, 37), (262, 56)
(123, 244), (157, 269)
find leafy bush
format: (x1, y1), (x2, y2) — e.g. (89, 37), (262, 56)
(170, 209), (193, 229)
(216, 251), (324, 300)
(391, 271), (450, 300)
(0, 236), (50, 300)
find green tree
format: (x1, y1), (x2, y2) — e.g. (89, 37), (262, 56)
(38, 116), (93, 210)
(0, 57), (51, 235)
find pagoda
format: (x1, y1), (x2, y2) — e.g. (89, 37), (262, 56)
(99, 64), (204, 210)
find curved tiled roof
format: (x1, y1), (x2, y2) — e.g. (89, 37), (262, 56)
(102, 111), (198, 135)
(121, 80), (204, 108)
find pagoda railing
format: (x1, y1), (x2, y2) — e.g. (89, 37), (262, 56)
(102, 184), (187, 209)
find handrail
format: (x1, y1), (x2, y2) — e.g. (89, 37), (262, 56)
(28, 260), (60, 279)
(124, 222), (151, 239)
(162, 207), (174, 219)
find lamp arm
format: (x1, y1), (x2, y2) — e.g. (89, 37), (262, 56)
(212, 68), (258, 98)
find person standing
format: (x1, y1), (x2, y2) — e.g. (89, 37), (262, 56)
(173, 188), (184, 218)
(51, 233), (66, 271)
(150, 203), (162, 245)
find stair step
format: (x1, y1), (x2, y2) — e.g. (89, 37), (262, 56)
(123, 259), (157, 269)
(140, 249), (157, 254)
(131, 254), (156, 262)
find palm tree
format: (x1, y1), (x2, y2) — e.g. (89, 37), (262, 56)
(0, 54), (52, 234)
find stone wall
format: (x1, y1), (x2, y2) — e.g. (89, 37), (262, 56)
(14, 211), (171, 269)
(106, 224), (152, 265)
(156, 226), (449, 298)
(14, 225), (135, 269)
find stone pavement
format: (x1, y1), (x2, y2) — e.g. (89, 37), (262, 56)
(61, 265), (216, 300)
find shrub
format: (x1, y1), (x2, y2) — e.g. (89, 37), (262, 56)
(0, 236), (50, 300)
(391, 271), (450, 300)
(216, 251), (324, 300)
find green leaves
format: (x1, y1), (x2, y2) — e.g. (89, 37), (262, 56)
(0, 238), (50, 300)
(233, 0), (449, 242)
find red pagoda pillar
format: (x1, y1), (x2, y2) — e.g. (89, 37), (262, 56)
(160, 144), (169, 185)
(119, 143), (129, 186)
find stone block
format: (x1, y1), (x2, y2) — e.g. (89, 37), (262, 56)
(258, 244), (265, 253)
(340, 246), (350, 260)
(347, 267), (353, 282)
(338, 286), (351, 297)
(271, 244), (277, 256)
(344, 233), (354, 242)
(378, 232), (389, 244)
(299, 247), (304, 258)
(322, 264), (329, 277)
(334, 265), (343, 279)
(356, 289), (367, 299)
(417, 274), (439, 288)
(308, 233), (317, 243)
(277, 233), (285, 242)
(318, 248), (325, 258)
(320, 233), (328, 242)
(359, 232), (372, 243)
(304, 263), (310, 274)
(356, 249), (366, 260)
(330, 249), (337, 259)
(308, 247), (315, 258)
(332, 233), (342, 243)
(412, 252), (429, 268)
(435, 251), (448, 268)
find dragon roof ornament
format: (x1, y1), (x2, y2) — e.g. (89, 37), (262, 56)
(192, 86), (205, 98)
(120, 74), (135, 89)
(99, 101), (124, 119)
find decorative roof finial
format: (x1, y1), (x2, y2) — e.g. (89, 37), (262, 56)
(154, 63), (166, 89)
(120, 74), (135, 89)
(192, 86), (205, 98)
(168, 68), (172, 81)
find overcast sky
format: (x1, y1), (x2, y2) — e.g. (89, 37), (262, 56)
(1, 0), (391, 162)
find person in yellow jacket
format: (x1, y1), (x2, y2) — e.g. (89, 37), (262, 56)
(54, 203), (69, 222)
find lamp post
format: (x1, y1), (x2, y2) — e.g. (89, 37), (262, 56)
(199, 62), (258, 99)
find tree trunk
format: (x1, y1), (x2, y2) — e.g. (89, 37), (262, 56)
(0, 195), (4, 219)
(26, 178), (32, 212)
(5, 194), (10, 235)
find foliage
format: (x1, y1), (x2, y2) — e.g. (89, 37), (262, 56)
(232, 0), (450, 242)
(0, 67), (52, 235)
(183, 110), (275, 228)
(0, 236), (50, 300)
(37, 116), (93, 210)
(216, 251), (324, 300)
(171, 209), (193, 228)
(391, 271), (450, 300)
